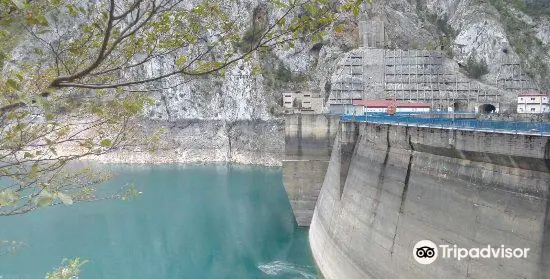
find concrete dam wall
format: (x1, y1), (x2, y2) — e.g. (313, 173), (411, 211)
(309, 122), (550, 279)
(283, 114), (339, 226)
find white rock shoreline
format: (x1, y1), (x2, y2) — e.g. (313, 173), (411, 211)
(79, 119), (285, 167)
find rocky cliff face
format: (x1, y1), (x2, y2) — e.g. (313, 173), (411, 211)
(92, 119), (284, 166)
(5, 0), (549, 165)
(359, 0), (550, 91)
(71, 0), (550, 164)
(6, 1), (550, 118)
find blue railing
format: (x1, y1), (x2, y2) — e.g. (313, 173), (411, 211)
(341, 114), (550, 136)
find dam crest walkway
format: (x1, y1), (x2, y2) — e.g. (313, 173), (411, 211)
(341, 113), (550, 136)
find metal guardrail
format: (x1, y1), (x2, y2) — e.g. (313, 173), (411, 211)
(341, 114), (550, 136)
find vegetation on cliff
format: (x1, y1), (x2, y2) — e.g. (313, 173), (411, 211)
(490, 0), (549, 85)
(464, 56), (489, 79)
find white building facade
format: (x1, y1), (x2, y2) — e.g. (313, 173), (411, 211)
(282, 91), (324, 114)
(282, 92), (296, 109)
(517, 93), (549, 114)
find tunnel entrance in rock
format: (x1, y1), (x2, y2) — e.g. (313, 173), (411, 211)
(479, 104), (496, 114)
(449, 102), (470, 112)
(453, 102), (460, 112)
(452, 102), (469, 112)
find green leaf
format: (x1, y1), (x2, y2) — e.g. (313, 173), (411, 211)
(26, 16), (39, 25)
(6, 78), (20, 90)
(175, 56), (187, 66)
(46, 258), (88, 279)
(56, 192), (73, 205)
(15, 71), (24, 81)
(0, 190), (19, 206)
(334, 23), (345, 33)
(29, 164), (39, 179)
(36, 15), (49, 26)
(23, 152), (34, 158)
(278, 17), (286, 27)
(67, 4), (78, 16)
(271, 0), (289, 8)
(35, 190), (53, 207)
(100, 139), (112, 147)
(0, 193), (8, 206)
(353, 6), (360, 16)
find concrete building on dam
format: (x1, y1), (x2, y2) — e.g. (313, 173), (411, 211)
(518, 93), (550, 114)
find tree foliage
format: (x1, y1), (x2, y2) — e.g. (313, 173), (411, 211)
(0, 0), (363, 215)
(465, 56), (489, 79)
(490, 0), (549, 88)
(45, 258), (88, 279)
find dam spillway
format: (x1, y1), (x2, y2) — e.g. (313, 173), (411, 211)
(283, 116), (550, 278)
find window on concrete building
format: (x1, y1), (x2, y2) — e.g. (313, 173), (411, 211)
(520, 98), (523, 101)
(520, 108), (524, 112)
(531, 108), (536, 111)
(531, 98), (536, 101)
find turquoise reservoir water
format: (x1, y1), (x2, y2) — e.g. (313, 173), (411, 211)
(0, 164), (318, 279)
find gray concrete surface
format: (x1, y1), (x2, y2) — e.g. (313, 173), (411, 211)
(282, 114), (339, 226)
(309, 122), (550, 279)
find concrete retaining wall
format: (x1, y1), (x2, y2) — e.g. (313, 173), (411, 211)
(282, 114), (339, 226)
(310, 122), (550, 279)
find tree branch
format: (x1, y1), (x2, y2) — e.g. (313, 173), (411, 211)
(50, 0), (116, 86)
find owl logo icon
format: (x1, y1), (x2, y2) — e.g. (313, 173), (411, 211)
(416, 246), (435, 258)
(413, 240), (438, 264)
